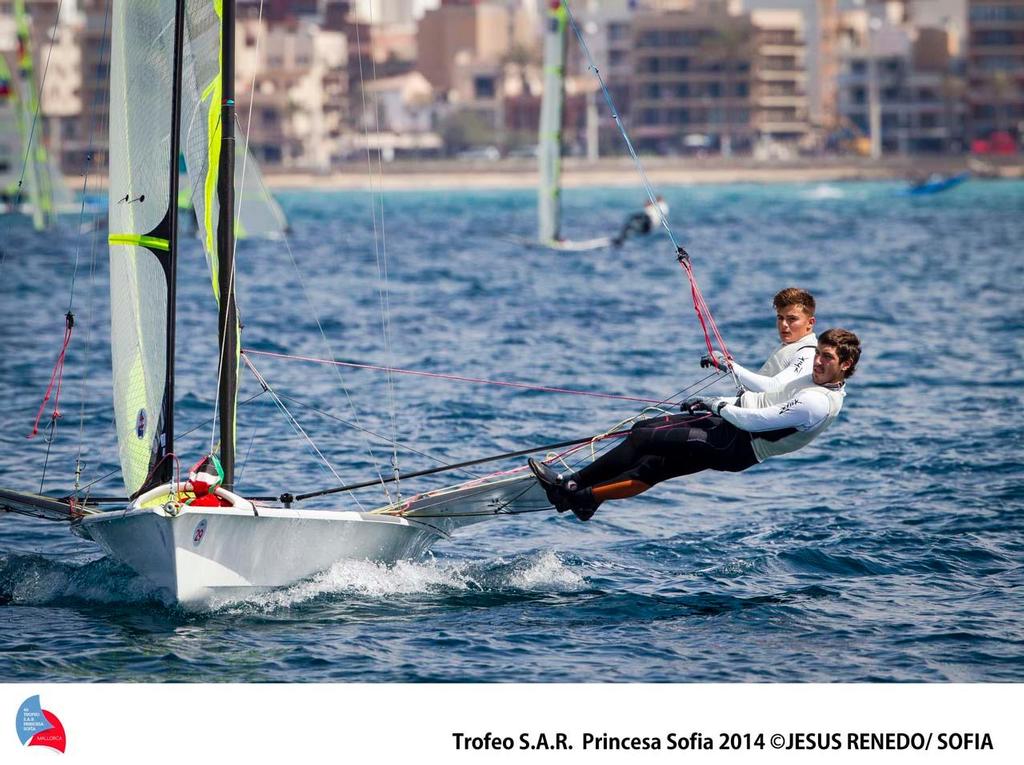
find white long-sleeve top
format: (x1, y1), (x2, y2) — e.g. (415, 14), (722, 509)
(713, 374), (845, 462)
(644, 199), (669, 229)
(730, 333), (817, 393)
(749, 332), (817, 377)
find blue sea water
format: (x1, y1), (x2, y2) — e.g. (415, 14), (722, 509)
(0, 179), (1022, 682)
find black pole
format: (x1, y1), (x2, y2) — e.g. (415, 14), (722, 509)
(288, 431), (629, 502)
(216, 0), (237, 489)
(159, 0), (187, 485)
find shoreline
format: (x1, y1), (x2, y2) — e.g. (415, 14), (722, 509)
(71, 156), (1022, 193)
(264, 156), (1021, 191)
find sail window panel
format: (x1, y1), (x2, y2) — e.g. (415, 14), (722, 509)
(109, 244), (169, 496)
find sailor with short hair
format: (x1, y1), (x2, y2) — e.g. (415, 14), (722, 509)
(703, 287), (818, 393)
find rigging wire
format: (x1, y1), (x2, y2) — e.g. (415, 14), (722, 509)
(270, 371), (723, 504)
(214, 0), (399, 505)
(202, 1), (390, 506)
(242, 354), (366, 510)
(561, 0), (739, 389)
(561, 0), (677, 249)
(71, 0), (113, 499)
(6, 0), (103, 493)
(273, 392), (486, 482)
(243, 348), (675, 405)
(354, 7), (402, 502)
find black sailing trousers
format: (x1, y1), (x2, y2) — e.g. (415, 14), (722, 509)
(573, 413), (759, 490)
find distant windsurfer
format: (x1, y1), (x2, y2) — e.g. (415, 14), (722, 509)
(529, 328), (860, 521)
(612, 195), (668, 246)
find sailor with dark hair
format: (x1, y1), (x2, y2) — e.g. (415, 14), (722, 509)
(529, 328), (861, 521)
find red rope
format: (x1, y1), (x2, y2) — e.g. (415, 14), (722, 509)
(242, 349), (669, 405)
(678, 255), (731, 371)
(28, 313), (74, 439)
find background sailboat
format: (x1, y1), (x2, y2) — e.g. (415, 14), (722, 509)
(178, 142), (289, 239)
(0, 0), (72, 230)
(535, 0), (611, 252)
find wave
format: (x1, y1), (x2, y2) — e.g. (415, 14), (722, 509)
(0, 553), (165, 607)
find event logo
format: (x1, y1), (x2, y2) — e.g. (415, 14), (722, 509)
(15, 695), (66, 753)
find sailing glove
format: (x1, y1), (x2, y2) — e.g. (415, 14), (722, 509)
(681, 396), (729, 415)
(700, 351), (731, 370)
(681, 396), (713, 414)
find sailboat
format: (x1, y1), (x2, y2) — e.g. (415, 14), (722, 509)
(900, 171), (970, 196)
(511, 1), (612, 252)
(0, 0), (72, 230)
(0, 0), (549, 605)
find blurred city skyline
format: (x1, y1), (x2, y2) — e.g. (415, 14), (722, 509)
(1, 0), (1020, 178)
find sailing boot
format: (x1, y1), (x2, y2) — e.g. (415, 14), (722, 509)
(527, 458), (576, 513)
(565, 488), (602, 522)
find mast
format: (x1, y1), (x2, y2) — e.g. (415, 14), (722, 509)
(217, 0), (238, 489)
(157, 0), (187, 485)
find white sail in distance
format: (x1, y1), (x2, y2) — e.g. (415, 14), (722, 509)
(9, 0), (58, 230)
(234, 142), (288, 239)
(537, 1), (568, 245)
(0, 55), (21, 197)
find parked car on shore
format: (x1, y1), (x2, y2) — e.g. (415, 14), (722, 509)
(456, 146), (500, 161)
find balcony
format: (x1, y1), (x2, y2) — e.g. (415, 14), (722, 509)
(756, 94), (806, 108)
(759, 44), (804, 57)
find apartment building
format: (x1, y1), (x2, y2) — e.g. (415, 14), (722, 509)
(838, 13), (966, 154)
(630, 2), (757, 154)
(751, 8), (809, 148)
(965, 0), (1024, 144)
(416, 0), (534, 95)
(236, 17), (349, 170)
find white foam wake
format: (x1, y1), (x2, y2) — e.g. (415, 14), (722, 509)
(215, 550), (585, 612)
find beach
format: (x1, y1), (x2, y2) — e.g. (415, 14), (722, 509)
(263, 155), (1022, 191)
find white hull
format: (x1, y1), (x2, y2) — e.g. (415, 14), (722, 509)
(503, 234), (613, 253)
(79, 505), (441, 604)
(76, 476), (548, 605)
